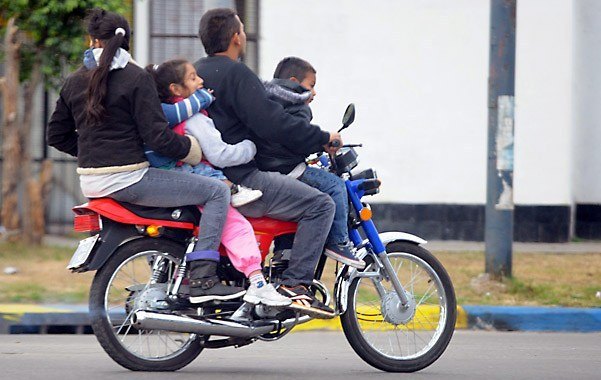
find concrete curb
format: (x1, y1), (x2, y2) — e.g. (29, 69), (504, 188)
(0, 304), (90, 334)
(463, 305), (601, 332)
(1, 304), (600, 334)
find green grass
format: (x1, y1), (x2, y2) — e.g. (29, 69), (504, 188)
(4, 283), (46, 303)
(0, 242), (600, 307)
(0, 241), (75, 261)
(0, 242), (94, 304)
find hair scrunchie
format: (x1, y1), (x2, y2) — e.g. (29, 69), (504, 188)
(115, 27), (126, 36)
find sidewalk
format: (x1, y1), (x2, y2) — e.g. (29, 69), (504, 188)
(426, 240), (601, 254)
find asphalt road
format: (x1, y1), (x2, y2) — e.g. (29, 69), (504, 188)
(1, 331), (600, 380)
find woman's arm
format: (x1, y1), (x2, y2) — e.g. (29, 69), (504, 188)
(47, 90), (78, 157)
(185, 114), (256, 168)
(161, 88), (215, 127)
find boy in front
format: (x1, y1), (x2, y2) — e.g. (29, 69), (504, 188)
(258, 57), (365, 269)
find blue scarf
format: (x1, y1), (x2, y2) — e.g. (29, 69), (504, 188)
(83, 47), (131, 71)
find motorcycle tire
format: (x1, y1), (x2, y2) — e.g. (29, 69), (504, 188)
(340, 241), (456, 372)
(89, 238), (204, 371)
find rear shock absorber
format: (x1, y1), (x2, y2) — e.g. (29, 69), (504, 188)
(168, 237), (196, 300)
(150, 256), (169, 284)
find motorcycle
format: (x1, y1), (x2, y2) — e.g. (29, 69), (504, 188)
(67, 104), (456, 373)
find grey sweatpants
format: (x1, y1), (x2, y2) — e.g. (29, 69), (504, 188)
(237, 170), (335, 286)
(109, 167), (230, 252)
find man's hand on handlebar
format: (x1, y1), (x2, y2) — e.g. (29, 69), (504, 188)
(324, 132), (343, 155)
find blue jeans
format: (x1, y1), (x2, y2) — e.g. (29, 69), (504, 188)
(298, 167), (349, 246)
(236, 170), (335, 286)
(174, 162), (227, 180)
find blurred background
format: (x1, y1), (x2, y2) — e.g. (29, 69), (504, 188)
(3, 0), (601, 243)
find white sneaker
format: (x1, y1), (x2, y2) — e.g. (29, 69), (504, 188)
(231, 185), (263, 207)
(243, 283), (292, 306)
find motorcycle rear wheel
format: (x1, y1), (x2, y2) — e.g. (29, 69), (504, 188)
(89, 238), (204, 371)
(340, 241), (456, 372)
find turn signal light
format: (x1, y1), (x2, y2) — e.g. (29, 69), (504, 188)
(359, 207), (372, 221)
(146, 225), (162, 237)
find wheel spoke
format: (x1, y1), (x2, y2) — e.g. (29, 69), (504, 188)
(346, 248), (455, 364)
(97, 250), (196, 362)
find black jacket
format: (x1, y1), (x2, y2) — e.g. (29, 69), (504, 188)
(255, 78), (319, 174)
(47, 64), (193, 174)
(194, 56), (329, 182)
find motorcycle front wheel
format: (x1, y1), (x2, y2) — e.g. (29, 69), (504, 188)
(340, 241), (456, 372)
(89, 238), (204, 371)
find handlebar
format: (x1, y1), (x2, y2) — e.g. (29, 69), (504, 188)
(328, 141), (363, 149)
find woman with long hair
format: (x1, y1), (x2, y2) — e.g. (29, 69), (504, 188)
(48, 8), (244, 303)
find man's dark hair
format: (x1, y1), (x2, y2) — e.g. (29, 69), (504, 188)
(198, 8), (241, 55)
(273, 57), (316, 81)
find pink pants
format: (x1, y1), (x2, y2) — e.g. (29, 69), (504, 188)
(200, 205), (262, 277)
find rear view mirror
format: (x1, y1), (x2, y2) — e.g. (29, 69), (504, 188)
(339, 103), (356, 132)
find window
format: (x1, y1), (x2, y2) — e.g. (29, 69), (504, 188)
(149, 0), (259, 72)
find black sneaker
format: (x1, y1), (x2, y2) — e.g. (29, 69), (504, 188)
(189, 276), (246, 303)
(324, 242), (366, 269)
(188, 259), (246, 303)
(277, 285), (336, 319)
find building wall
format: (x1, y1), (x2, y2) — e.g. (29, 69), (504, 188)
(514, 0), (573, 206)
(573, 0), (601, 238)
(260, 0), (595, 241)
(261, 0), (489, 204)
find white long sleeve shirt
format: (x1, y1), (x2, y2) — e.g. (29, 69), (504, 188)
(184, 113), (256, 168)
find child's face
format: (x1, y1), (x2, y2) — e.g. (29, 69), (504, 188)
(173, 63), (204, 98)
(299, 72), (317, 104)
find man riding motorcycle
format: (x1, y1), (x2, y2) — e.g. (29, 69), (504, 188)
(194, 8), (344, 318)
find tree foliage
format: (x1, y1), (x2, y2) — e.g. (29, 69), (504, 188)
(1, 0), (131, 89)
(0, 1), (131, 244)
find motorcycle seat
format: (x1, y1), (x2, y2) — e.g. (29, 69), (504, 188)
(80, 198), (202, 225)
(117, 201), (201, 224)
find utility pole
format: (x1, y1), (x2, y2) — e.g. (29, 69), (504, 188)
(485, 0), (516, 279)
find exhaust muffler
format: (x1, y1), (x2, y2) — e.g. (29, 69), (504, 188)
(133, 310), (276, 338)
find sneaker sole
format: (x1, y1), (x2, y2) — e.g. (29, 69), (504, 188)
(323, 249), (366, 269)
(189, 289), (246, 304)
(287, 302), (336, 319)
(231, 196), (262, 208)
(243, 294), (292, 307)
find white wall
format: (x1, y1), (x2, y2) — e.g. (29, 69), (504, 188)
(260, 0), (578, 206)
(573, 0), (601, 204)
(514, 0), (573, 205)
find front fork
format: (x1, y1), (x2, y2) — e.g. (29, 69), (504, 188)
(344, 180), (410, 308)
(335, 246), (410, 315)
(346, 237), (410, 310)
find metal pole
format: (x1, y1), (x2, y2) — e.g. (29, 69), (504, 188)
(485, 0), (516, 279)
(43, 89), (49, 159)
(133, 0), (150, 67)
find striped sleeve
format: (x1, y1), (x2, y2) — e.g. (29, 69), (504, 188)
(161, 89), (215, 127)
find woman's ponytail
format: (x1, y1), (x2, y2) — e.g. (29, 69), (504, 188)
(85, 9), (131, 127)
